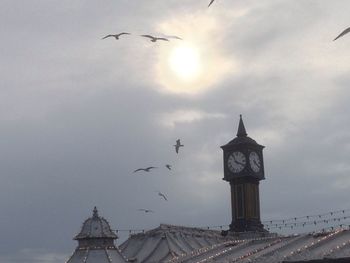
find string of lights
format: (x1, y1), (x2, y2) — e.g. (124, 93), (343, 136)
(165, 226), (350, 263)
(167, 235), (281, 263)
(112, 208), (350, 234)
(262, 208), (350, 224)
(112, 229), (147, 234)
(313, 224), (350, 234)
(229, 239), (284, 263)
(266, 215), (350, 230)
(282, 228), (345, 261)
(323, 238), (350, 257)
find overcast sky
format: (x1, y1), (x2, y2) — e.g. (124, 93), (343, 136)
(1, 0), (350, 262)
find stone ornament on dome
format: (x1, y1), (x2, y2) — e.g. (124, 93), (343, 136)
(93, 206), (99, 218)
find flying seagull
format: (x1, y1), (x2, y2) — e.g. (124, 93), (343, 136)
(174, 139), (184, 154)
(141, 35), (169, 42)
(208, 0), (215, 7)
(165, 164), (172, 170)
(138, 209), (154, 213)
(102, 32), (131, 40)
(156, 191), (168, 201)
(102, 32), (130, 40)
(133, 167), (157, 173)
(334, 27), (350, 41)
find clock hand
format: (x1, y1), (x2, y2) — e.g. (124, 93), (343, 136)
(253, 160), (260, 167)
(236, 160), (245, 166)
(232, 155), (245, 166)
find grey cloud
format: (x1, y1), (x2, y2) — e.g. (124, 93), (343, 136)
(1, 0), (350, 262)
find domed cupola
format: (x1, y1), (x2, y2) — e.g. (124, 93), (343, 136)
(65, 207), (128, 263)
(74, 206), (117, 248)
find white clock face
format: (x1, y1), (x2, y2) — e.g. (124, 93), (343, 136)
(249, 151), (261, 173)
(227, 151), (246, 173)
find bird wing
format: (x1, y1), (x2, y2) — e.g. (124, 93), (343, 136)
(156, 37), (169, 41)
(160, 193), (168, 201)
(117, 32), (131, 37)
(146, 166), (157, 170)
(174, 145), (179, 153)
(162, 35), (183, 40)
(133, 168), (145, 173)
(141, 35), (155, 39)
(172, 36), (183, 40)
(334, 27), (350, 41)
(169, 35), (183, 40)
(208, 0), (215, 7)
(102, 34), (114, 39)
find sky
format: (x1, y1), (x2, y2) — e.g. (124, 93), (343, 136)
(1, 0), (350, 262)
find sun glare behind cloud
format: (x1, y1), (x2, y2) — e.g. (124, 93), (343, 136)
(155, 12), (233, 95)
(169, 45), (201, 81)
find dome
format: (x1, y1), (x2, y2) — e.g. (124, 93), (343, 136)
(65, 207), (128, 263)
(74, 207), (117, 240)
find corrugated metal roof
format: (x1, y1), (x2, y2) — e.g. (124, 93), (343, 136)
(120, 225), (350, 263)
(120, 224), (238, 263)
(66, 248), (128, 263)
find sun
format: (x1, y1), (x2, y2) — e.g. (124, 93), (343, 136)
(168, 45), (201, 81)
(155, 12), (233, 95)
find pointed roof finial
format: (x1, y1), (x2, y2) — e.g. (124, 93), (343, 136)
(93, 206), (99, 218)
(237, 114), (248, 137)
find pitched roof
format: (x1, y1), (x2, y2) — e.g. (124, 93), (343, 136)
(119, 224), (234, 263)
(221, 115), (262, 148)
(66, 248), (128, 263)
(120, 226), (350, 263)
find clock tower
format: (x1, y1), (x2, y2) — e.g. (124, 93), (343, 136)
(221, 115), (266, 232)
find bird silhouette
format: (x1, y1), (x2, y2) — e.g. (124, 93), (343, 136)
(133, 167), (157, 173)
(208, 0), (215, 7)
(138, 209), (154, 213)
(156, 191), (168, 201)
(102, 32), (131, 40)
(334, 27), (350, 41)
(141, 35), (169, 42)
(165, 164), (172, 170)
(161, 35), (183, 40)
(174, 139), (184, 154)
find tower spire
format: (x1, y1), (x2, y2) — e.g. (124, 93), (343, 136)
(236, 114), (247, 137)
(93, 206), (99, 218)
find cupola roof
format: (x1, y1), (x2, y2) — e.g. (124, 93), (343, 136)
(66, 207), (128, 263)
(74, 206), (117, 240)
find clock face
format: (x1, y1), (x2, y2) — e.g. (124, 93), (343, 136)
(249, 151), (261, 173)
(227, 151), (246, 173)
